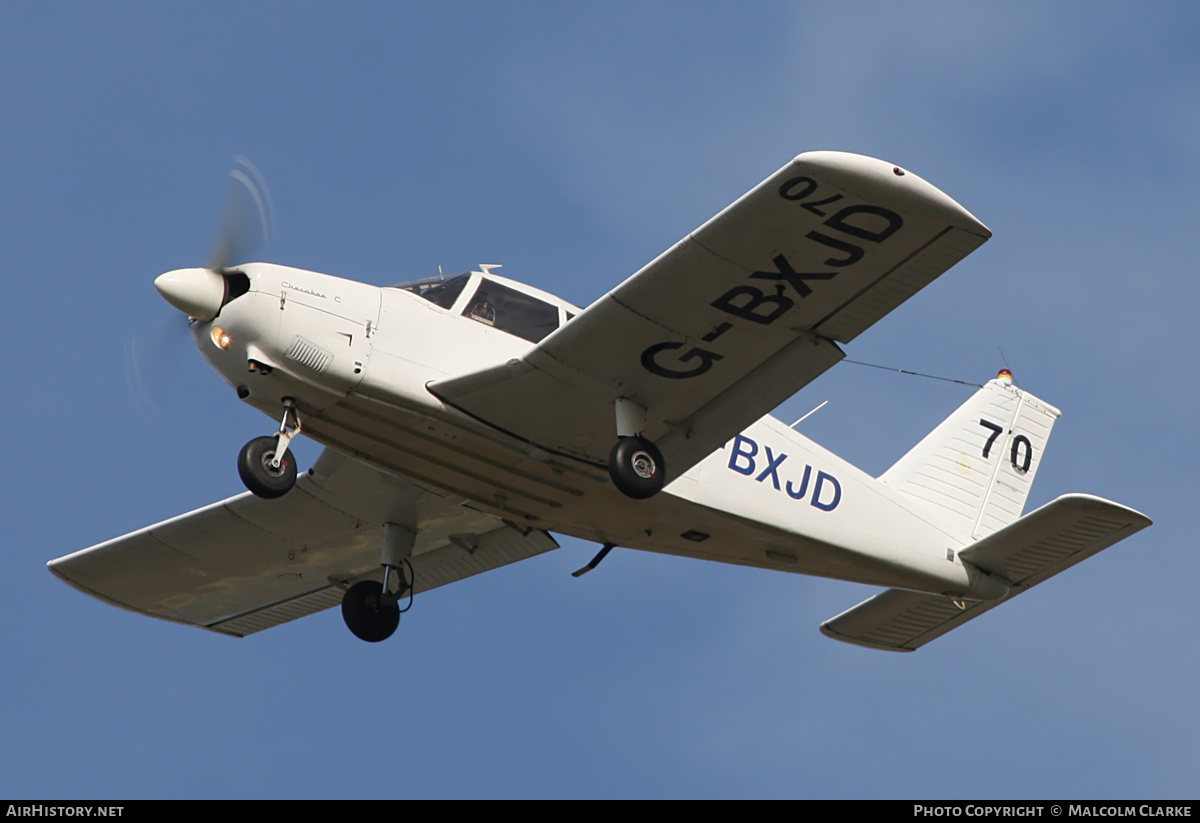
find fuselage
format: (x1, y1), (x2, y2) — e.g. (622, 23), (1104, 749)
(186, 262), (992, 599)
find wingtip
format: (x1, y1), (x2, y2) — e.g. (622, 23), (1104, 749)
(791, 151), (991, 239)
(819, 619), (917, 652)
(1052, 493), (1153, 530)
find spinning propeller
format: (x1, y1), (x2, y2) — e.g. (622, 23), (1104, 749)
(126, 157), (275, 417)
(154, 156), (275, 321)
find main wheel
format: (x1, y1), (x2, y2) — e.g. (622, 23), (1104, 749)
(608, 436), (666, 499)
(237, 435), (298, 499)
(341, 580), (400, 643)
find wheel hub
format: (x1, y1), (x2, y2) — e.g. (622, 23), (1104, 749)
(631, 451), (656, 479)
(238, 435), (298, 499)
(260, 451), (287, 477)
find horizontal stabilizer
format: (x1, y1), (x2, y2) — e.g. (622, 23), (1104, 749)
(819, 494), (1151, 651)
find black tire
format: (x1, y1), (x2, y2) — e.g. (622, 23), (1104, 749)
(341, 580), (400, 643)
(237, 436), (298, 499)
(608, 436), (666, 499)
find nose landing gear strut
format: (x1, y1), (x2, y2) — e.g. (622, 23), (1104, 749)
(237, 398), (301, 499)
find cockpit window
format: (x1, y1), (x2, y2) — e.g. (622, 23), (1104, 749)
(396, 273), (470, 310)
(463, 278), (560, 343)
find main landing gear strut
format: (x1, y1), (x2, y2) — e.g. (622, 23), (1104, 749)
(237, 398), (300, 499)
(341, 523), (415, 643)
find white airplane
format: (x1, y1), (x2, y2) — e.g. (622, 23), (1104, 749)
(48, 151), (1150, 651)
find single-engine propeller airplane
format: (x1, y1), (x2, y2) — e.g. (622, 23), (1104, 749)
(49, 151), (1151, 651)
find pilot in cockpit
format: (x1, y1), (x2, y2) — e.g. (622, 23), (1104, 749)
(468, 300), (496, 326)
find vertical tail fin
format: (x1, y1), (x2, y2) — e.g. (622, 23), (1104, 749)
(879, 370), (1061, 542)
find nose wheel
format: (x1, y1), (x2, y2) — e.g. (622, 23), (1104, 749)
(237, 436), (297, 499)
(237, 398), (302, 499)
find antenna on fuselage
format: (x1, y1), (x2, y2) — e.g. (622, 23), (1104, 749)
(789, 400), (828, 430)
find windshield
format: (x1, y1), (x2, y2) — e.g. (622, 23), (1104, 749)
(394, 273), (471, 310)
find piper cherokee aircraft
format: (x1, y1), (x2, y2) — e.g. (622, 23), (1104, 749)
(48, 151), (1151, 651)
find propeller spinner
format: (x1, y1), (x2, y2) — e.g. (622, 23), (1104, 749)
(154, 266), (227, 321)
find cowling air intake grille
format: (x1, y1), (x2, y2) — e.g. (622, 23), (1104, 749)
(284, 336), (333, 373)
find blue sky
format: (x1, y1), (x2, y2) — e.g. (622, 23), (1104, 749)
(2, 2), (1196, 798)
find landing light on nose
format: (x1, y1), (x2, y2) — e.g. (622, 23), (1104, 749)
(154, 267), (226, 321)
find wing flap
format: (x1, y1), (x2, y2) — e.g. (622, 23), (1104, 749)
(653, 333), (845, 477)
(432, 151), (989, 478)
(211, 585), (345, 637)
(819, 494), (1151, 651)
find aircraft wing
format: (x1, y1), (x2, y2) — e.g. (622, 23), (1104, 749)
(48, 449), (558, 637)
(430, 151), (991, 478)
(819, 494), (1152, 652)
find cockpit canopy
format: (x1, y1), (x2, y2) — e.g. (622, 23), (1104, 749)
(391, 270), (579, 345)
